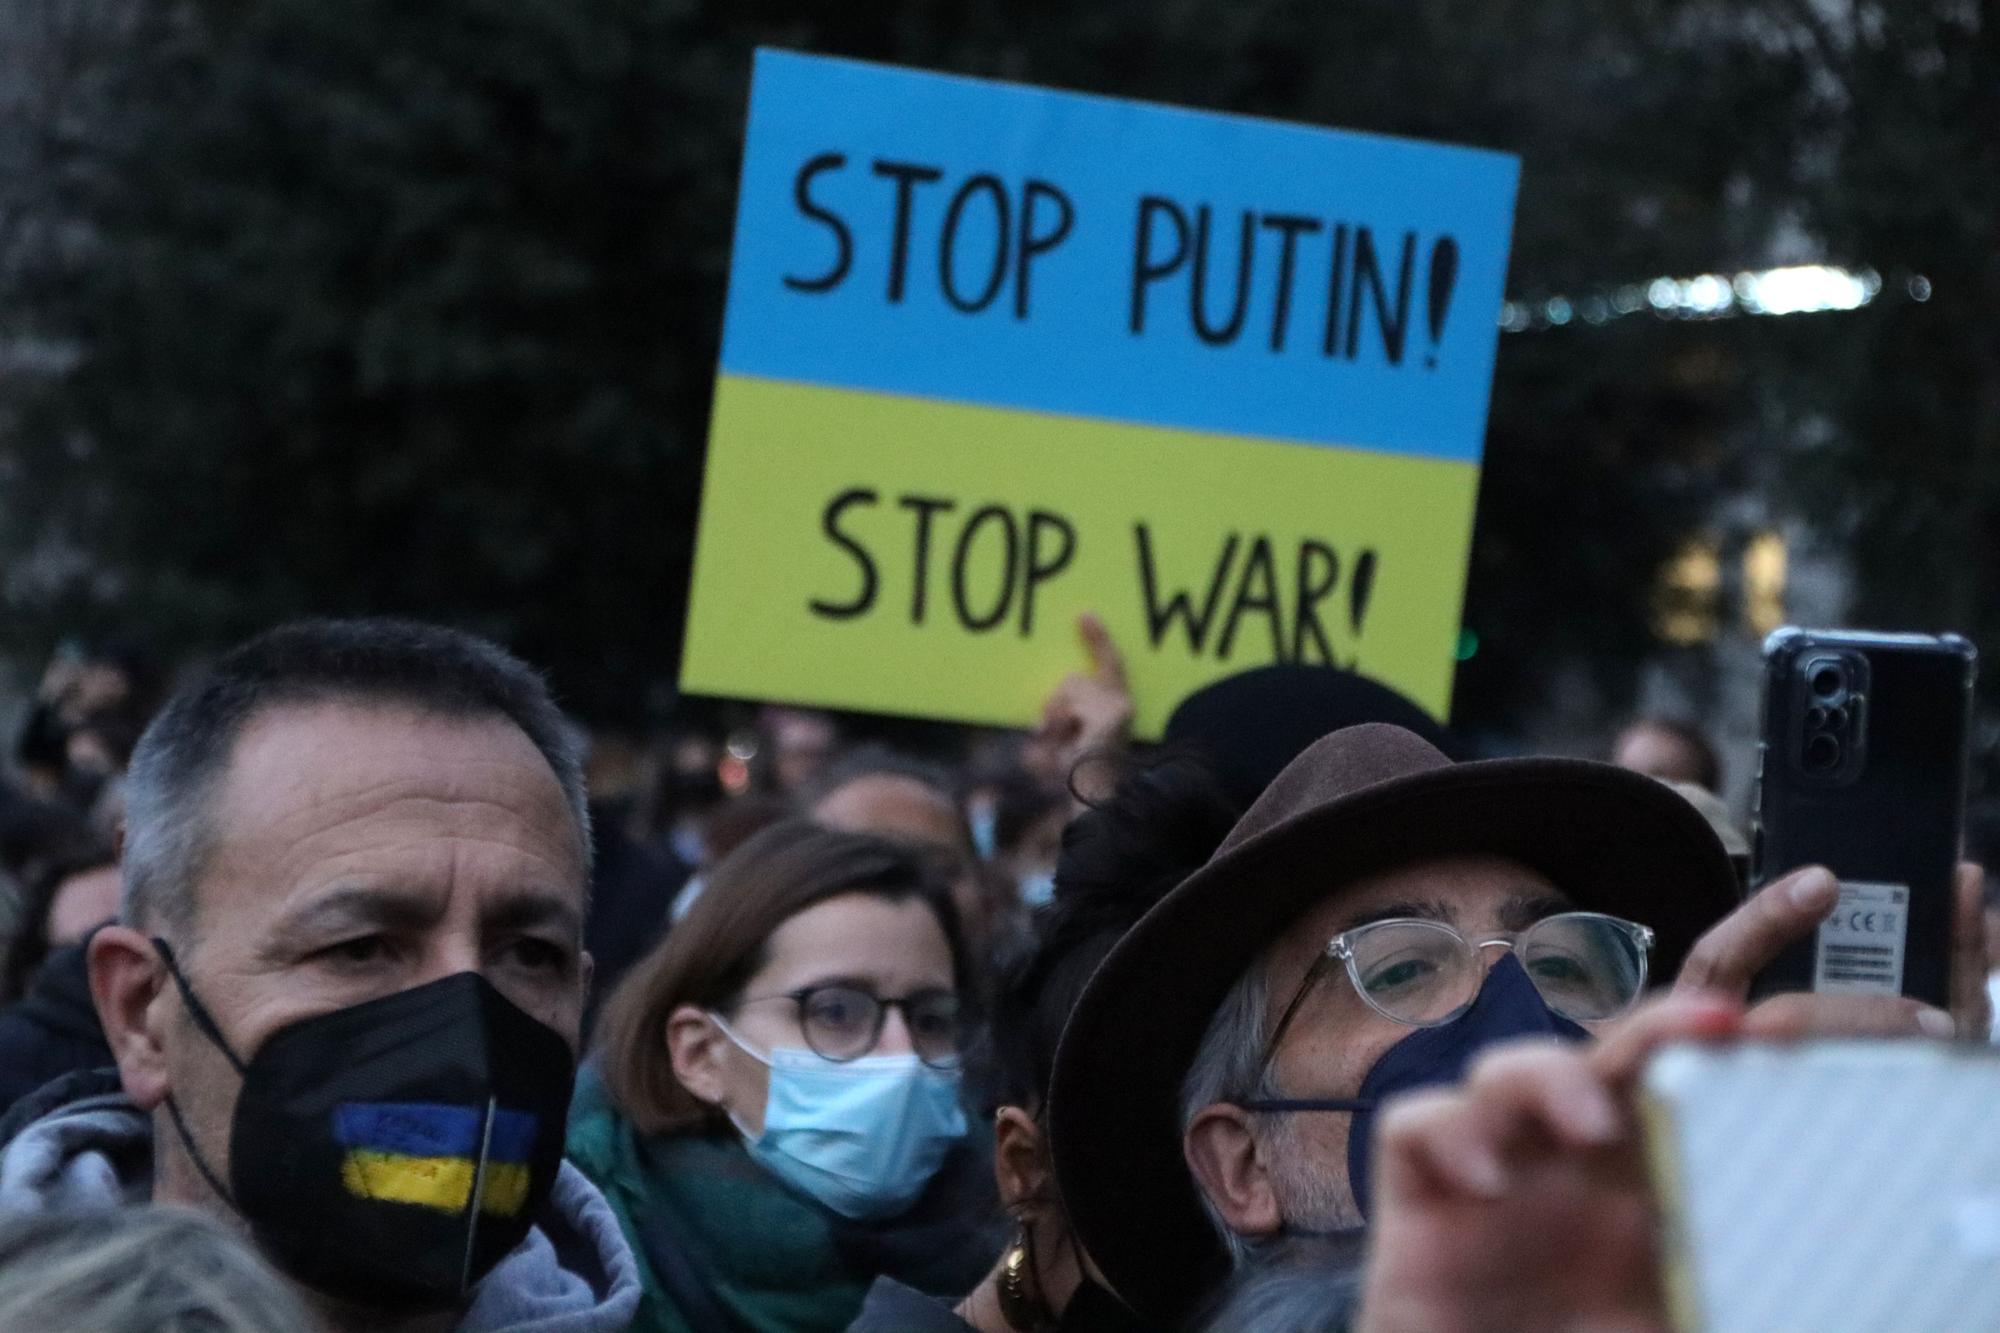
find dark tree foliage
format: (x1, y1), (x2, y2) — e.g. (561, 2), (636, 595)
(1773, 3), (1999, 651)
(1, 0), (1988, 731)
(6, 0), (710, 721)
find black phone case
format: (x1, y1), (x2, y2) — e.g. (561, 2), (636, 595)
(1750, 629), (1976, 1009)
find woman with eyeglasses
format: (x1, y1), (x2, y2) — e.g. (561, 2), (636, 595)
(570, 819), (999, 1333)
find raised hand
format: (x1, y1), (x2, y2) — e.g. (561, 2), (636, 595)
(1023, 612), (1132, 805)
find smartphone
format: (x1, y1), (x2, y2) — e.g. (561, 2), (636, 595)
(1642, 1041), (2000, 1333)
(1750, 628), (1976, 1009)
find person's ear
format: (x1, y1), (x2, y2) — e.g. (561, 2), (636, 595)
(993, 1104), (1050, 1211)
(666, 1004), (729, 1107)
(88, 925), (172, 1111)
(1183, 1102), (1282, 1240)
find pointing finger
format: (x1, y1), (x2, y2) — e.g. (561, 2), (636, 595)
(1078, 612), (1127, 689)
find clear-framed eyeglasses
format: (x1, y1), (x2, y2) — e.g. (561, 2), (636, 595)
(1263, 911), (1656, 1055)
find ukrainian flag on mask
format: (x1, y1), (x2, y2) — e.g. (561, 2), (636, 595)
(334, 1102), (537, 1217)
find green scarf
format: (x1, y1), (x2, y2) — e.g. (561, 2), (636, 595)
(566, 1067), (1001, 1333)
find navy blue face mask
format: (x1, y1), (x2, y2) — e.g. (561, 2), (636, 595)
(1237, 954), (1588, 1217)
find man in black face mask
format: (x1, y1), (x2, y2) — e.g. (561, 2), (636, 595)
(0, 619), (639, 1333)
(1047, 723), (1964, 1329)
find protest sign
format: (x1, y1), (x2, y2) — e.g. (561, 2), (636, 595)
(681, 49), (1519, 735)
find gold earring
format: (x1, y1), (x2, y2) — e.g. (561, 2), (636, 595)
(996, 1214), (1052, 1332)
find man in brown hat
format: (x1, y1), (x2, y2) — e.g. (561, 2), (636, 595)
(1047, 723), (1979, 1328)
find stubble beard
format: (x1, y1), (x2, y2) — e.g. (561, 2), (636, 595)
(1265, 1116), (1366, 1233)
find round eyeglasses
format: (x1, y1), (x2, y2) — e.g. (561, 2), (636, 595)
(736, 983), (963, 1069)
(1272, 911), (1656, 1041)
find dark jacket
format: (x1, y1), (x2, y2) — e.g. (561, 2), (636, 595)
(582, 805), (687, 1034)
(0, 943), (112, 1118)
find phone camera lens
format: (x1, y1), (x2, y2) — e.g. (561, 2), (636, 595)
(1808, 660), (1848, 700)
(1805, 733), (1841, 771)
(1805, 706), (1829, 730)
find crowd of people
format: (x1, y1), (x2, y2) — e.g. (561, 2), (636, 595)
(0, 616), (1991, 1332)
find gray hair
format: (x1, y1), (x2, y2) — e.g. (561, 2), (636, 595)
(0, 1206), (318, 1331)
(1194, 1235), (1363, 1333)
(122, 618), (591, 935)
(1180, 953), (1277, 1267)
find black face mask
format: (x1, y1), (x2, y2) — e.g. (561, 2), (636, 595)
(154, 941), (577, 1310)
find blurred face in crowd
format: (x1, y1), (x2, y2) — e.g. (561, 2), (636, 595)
(667, 890), (957, 1132)
(997, 802), (1068, 904)
(814, 773), (966, 850)
(770, 710), (838, 793)
(812, 774), (995, 944)
(1612, 723), (1711, 788)
(90, 702), (591, 1258)
(1184, 855), (1583, 1237)
(45, 864), (121, 947)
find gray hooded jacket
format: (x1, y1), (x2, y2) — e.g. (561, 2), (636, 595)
(0, 1073), (639, 1333)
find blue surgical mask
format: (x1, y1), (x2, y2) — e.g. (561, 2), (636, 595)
(969, 804), (999, 860)
(711, 1017), (967, 1220)
(1018, 868), (1058, 908)
(1242, 954), (1587, 1217)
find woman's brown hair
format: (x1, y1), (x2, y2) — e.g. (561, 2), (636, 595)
(592, 818), (969, 1135)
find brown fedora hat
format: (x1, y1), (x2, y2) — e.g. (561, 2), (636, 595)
(1046, 724), (1740, 1326)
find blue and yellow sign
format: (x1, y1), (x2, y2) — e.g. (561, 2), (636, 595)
(682, 51), (1520, 734)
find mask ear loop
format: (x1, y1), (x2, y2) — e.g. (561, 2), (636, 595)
(152, 938), (249, 1073)
(706, 1011), (773, 1066)
(150, 938), (248, 1210)
(704, 1012), (776, 1145)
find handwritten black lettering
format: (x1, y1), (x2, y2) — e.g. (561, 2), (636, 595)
(1190, 205), (1255, 346)
(1016, 180), (1074, 321)
(1129, 196), (1189, 334)
(952, 504), (1019, 632)
(1261, 213), (1322, 352)
(783, 153), (853, 294)
(1292, 539), (1339, 664)
(1216, 534), (1282, 659)
(1346, 228), (1416, 364)
(872, 159), (944, 304)
(899, 494), (956, 624)
(1135, 523), (1239, 653)
(939, 174), (1011, 313)
(808, 488), (879, 620)
(1021, 510), (1076, 637)
(1321, 223), (1351, 357)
